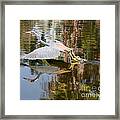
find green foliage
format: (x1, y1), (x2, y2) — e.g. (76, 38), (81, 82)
(80, 20), (100, 60)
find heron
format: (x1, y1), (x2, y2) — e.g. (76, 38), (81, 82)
(21, 27), (87, 82)
(22, 27), (86, 64)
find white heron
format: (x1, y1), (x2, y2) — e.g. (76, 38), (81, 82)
(21, 27), (87, 82)
(22, 27), (87, 63)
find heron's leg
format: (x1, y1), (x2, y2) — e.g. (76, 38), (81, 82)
(68, 50), (79, 62)
(69, 52), (77, 62)
(68, 64), (74, 70)
(68, 62), (78, 70)
(72, 51), (80, 61)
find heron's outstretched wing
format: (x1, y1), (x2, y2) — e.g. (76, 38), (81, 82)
(22, 46), (60, 60)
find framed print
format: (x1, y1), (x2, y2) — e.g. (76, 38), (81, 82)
(0, 0), (119, 119)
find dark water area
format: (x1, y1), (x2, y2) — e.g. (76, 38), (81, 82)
(20, 60), (100, 100)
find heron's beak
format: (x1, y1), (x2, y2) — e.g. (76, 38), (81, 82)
(26, 31), (35, 36)
(26, 31), (32, 34)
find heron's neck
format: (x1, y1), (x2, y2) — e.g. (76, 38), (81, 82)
(34, 32), (41, 37)
(33, 32), (41, 40)
(34, 32), (49, 45)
